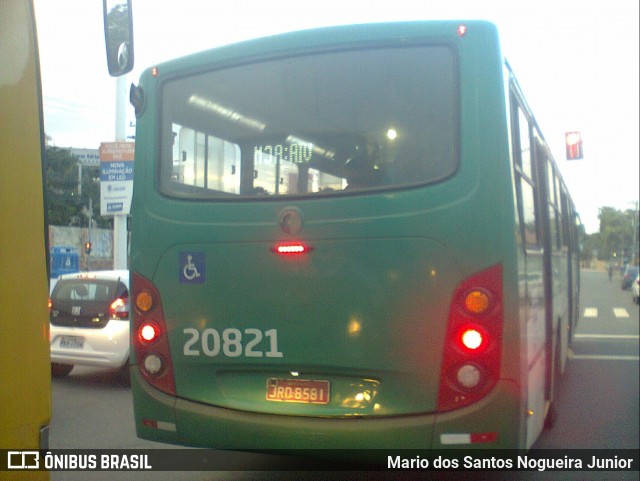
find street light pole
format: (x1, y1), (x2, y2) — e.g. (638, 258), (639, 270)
(632, 201), (639, 265)
(113, 75), (128, 270)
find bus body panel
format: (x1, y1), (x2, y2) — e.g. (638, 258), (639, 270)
(0, 0), (51, 458)
(156, 237), (458, 415)
(130, 20), (576, 450)
(133, 369), (521, 449)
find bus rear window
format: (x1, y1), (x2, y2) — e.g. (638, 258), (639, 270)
(160, 45), (458, 199)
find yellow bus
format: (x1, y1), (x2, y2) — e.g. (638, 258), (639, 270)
(1, 0), (133, 477)
(0, 0), (51, 478)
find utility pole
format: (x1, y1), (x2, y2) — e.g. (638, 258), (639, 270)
(81, 198), (94, 270)
(113, 75), (128, 270)
(632, 201), (639, 265)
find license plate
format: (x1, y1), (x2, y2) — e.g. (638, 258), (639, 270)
(59, 336), (84, 349)
(266, 378), (330, 404)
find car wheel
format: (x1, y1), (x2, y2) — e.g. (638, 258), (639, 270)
(51, 363), (73, 377)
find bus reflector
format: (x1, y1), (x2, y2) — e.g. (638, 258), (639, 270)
(135, 290), (154, 313)
(456, 364), (481, 389)
(142, 419), (157, 429)
(464, 290), (490, 314)
(143, 353), (163, 374)
(142, 419), (177, 432)
(470, 432), (498, 444)
(272, 243), (312, 255)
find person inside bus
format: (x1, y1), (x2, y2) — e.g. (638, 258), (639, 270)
(344, 144), (386, 190)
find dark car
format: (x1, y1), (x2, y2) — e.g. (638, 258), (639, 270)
(621, 266), (639, 290)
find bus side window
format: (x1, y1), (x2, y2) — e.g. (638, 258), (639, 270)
(510, 91), (539, 248)
(520, 180), (538, 247)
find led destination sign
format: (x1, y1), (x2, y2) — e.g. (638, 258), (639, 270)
(253, 143), (314, 164)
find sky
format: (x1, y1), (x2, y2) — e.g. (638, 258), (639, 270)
(33, 0), (639, 234)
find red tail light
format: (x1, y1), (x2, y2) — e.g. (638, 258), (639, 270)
(459, 327), (485, 351)
(438, 264), (503, 411)
(138, 322), (160, 343)
(131, 272), (176, 395)
(109, 296), (129, 319)
(272, 242), (313, 255)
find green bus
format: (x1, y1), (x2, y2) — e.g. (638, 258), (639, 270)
(129, 20), (581, 450)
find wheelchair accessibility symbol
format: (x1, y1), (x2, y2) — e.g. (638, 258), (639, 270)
(179, 252), (205, 284)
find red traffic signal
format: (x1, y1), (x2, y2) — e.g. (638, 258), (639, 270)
(565, 131), (583, 160)
(84, 241), (92, 254)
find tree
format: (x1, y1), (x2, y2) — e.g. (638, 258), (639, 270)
(598, 206), (638, 264)
(46, 146), (112, 228)
(580, 231), (600, 265)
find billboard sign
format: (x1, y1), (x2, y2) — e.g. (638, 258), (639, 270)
(99, 142), (134, 215)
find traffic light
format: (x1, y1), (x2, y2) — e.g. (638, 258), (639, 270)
(565, 131), (583, 160)
(84, 241), (92, 255)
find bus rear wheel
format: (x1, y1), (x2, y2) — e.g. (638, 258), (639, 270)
(117, 360), (130, 386)
(544, 401), (557, 429)
(544, 324), (563, 430)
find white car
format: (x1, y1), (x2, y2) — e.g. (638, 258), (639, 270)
(49, 270), (130, 379)
(633, 274), (640, 305)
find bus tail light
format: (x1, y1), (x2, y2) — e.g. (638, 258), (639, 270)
(272, 242), (313, 255)
(438, 264), (503, 411)
(459, 327), (485, 351)
(132, 272), (176, 396)
(138, 322), (160, 343)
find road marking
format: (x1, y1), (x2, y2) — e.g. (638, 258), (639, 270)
(583, 308), (598, 318)
(568, 348), (639, 361)
(583, 307), (636, 319)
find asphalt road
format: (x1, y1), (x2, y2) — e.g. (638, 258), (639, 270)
(49, 269), (639, 481)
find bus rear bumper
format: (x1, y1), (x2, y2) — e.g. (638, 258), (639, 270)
(132, 370), (523, 450)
